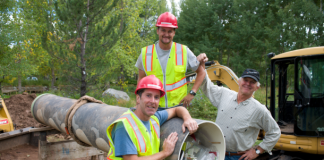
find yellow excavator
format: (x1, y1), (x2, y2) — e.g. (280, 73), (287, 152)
(0, 95), (14, 133)
(186, 46), (324, 159)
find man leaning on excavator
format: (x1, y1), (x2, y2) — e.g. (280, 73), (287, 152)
(135, 12), (206, 108)
(106, 75), (199, 160)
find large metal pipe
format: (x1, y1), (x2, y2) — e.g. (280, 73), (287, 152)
(31, 94), (225, 160)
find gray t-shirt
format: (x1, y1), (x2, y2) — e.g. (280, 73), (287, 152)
(135, 42), (200, 73)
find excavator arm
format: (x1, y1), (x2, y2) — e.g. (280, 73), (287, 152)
(186, 60), (239, 92)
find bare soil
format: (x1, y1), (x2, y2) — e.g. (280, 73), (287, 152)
(0, 93), (84, 160)
(3, 93), (46, 129)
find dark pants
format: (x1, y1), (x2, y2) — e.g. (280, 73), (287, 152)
(225, 152), (242, 160)
(225, 155), (241, 160)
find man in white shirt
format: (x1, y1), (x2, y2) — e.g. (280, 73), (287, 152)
(197, 53), (281, 160)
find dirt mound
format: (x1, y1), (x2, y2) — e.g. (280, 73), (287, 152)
(4, 93), (46, 129)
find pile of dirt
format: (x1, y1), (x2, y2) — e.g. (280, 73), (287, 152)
(4, 93), (46, 129)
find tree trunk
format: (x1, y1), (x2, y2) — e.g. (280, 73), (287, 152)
(0, 76), (4, 89)
(51, 66), (55, 90)
(80, 66), (86, 96)
(119, 0), (125, 90)
(80, 0), (90, 97)
(18, 75), (22, 92)
(120, 65), (125, 91)
(219, 49), (223, 64)
(227, 52), (231, 67)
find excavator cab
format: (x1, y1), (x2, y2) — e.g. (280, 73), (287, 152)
(269, 47), (324, 154)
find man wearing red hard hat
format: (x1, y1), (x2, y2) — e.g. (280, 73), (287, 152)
(135, 12), (206, 109)
(106, 75), (198, 159)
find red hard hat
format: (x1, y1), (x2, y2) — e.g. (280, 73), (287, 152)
(135, 75), (165, 97)
(156, 12), (178, 29)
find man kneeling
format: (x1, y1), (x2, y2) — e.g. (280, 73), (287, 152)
(106, 75), (198, 160)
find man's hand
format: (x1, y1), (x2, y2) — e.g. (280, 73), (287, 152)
(197, 53), (208, 64)
(182, 118), (198, 135)
(162, 132), (178, 157)
(179, 94), (195, 108)
(238, 148), (259, 160)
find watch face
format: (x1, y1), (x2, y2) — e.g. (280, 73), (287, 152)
(256, 149), (260, 154)
(190, 90), (196, 95)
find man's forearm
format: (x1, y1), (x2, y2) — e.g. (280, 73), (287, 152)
(174, 106), (192, 121)
(191, 65), (206, 92)
(259, 113), (281, 152)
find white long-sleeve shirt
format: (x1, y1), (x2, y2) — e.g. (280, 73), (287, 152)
(200, 71), (281, 152)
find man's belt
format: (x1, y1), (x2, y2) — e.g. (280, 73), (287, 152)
(225, 151), (245, 156)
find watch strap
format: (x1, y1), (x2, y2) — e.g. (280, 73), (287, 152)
(189, 90), (196, 96)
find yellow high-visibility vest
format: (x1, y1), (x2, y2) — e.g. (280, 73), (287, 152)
(106, 110), (160, 160)
(142, 42), (188, 108)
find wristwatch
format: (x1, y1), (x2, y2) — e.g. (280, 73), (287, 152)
(255, 149), (261, 155)
(189, 90), (196, 96)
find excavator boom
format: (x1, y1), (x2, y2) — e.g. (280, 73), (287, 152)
(186, 60), (239, 92)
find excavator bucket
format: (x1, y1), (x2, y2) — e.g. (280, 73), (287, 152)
(0, 95), (14, 133)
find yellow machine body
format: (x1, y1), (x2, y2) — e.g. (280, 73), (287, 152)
(0, 95), (14, 133)
(275, 135), (324, 154)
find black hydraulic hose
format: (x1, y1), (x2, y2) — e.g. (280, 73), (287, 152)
(205, 61), (215, 66)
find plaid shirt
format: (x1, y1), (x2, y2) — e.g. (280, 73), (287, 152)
(200, 72), (281, 152)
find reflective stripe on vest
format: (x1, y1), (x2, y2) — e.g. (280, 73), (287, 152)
(119, 114), (146, 152)
(175, 43), (183, 65)
(145, 45), (154, 72)
(150, 117), (160, 138)
(166, 77), (187, 92)
(106, 110), (160, 159)
(142, 42), (187, 107)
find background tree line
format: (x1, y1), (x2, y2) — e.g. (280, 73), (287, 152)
(175, 0), (324, 82)
(0, 0), (323, 97)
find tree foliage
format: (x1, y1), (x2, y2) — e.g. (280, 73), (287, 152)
(2, 0), (323, 94)
(176, 0), (324, 83)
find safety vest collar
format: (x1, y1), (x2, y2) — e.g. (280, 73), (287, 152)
(144, 42), (185, 72)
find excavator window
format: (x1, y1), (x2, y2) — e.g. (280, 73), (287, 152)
(295, 56), (324, 136)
